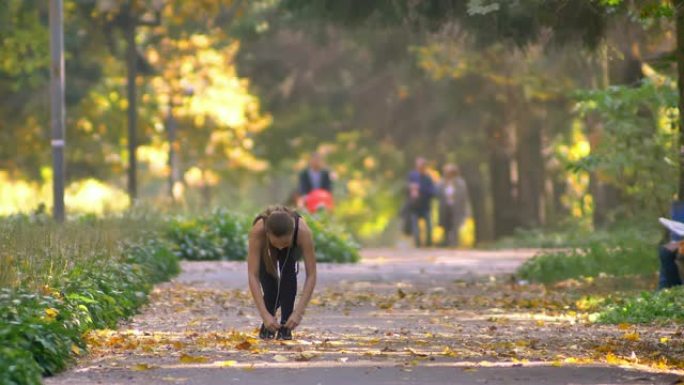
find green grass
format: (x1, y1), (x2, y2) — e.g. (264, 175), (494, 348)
(509, 222), (684, 325)
(517, 243), (659, 284)
(0, 213), (163, 290)
(597, 286), (684, 324)
(515, 224), (661, 284)
(493, 220), (661, 250)
(0, 213), (177, 385)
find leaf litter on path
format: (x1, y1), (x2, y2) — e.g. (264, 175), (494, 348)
(74, 266), (684, 377)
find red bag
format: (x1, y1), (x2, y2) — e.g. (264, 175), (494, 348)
(304, 189), (334, 213)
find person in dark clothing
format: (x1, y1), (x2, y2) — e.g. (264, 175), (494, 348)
(248, 206), (318, 340)
(407, 157), (436, 247)
(298, 152), (333, 196)
(658, 239), (683, 290)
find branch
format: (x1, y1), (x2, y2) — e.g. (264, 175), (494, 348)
(217, 0), (246, 26)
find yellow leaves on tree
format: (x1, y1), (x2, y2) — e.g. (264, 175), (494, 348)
(147, 33), (271, 175)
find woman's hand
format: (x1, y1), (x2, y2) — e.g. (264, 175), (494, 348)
(284, 311), (303, 330)
(263, 314), (280, 332)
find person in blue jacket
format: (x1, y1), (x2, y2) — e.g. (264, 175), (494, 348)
(406, 157), (436, 248)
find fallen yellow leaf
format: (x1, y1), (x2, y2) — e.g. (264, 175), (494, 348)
(235, 341), (252, 350)
(273, 355), (288, 362)
(406, 348), (429, 357)
(295, 353), (316, 362)
(214, 360), (237, 367)
(179, 354), (209, 364)
(132, 363), (156, 371)
(605, 353), (626, 365)
(441, 346), (457, 357)
(71, 344), (82, 356)
(44, 308), (59, 321)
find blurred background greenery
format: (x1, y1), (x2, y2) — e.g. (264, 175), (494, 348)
(1, 0), (681, 247)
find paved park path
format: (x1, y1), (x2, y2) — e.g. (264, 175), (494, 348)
(46, 248), (683, 385)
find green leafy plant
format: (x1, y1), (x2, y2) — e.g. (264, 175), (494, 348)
(516, 228), (659, 284)
(0, 218), (179, 385)
(597, 286), (684, 324)
(166, 209), (250, 261)
(573, 78), (678, 220)
(166, 209), (360, 263)
(302, 213), (360, 263)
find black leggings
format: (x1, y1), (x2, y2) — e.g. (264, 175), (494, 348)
(260, 253), (298, 324)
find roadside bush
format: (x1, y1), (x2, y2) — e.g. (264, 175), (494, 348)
(0, 237), (179, 385)
(166, 209), (360, 263)
(303, 213), (360, 263)
(166, 209), (250, 261)
(597, 286), (684, 324)
(517, 238), (657, 284)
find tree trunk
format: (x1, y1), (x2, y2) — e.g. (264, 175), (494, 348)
(677, 0), (684, 200)
(461, 160), (492, 243)
(551, 177), (568, 222)
(487, 123), (517, 238)
(516, 115), (544, 228)
(125, 15), (138, 203)
(167, 103), (178, 201)
(591, 21), (643, 226)
(49, 0), (66, 222)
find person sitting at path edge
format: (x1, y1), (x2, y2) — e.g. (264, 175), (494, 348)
(657, 217), (684, 290)
(247, 205), (318, 340)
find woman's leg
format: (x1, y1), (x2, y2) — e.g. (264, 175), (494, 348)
(410, 212), (422, 247)
(451, 218), (465, 247)
(658, 245), (681, 290)
(278, 256), (298, 324)
(445, 227), (456, 247)
(259, 269), (279, 316)
(424, 210), (433, 247)
(675, 252), (684, 286)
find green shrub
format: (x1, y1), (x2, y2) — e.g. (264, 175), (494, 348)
(125, 238), (181, 284)
(0, 346), (42, 385)
(166, 209), (250, 261)
(517, 239), (658, 284)
(0, 236), (179, 384)
(303, 213), (360, 263)
(0, 289), (81, 377)
(597, 286), (684, 324)
(166, 209), (360, 263)
(494, 220), (660, 250)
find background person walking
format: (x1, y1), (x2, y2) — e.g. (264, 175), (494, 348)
(438, 163), (470, 247)
(406, 157), (436, 248)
